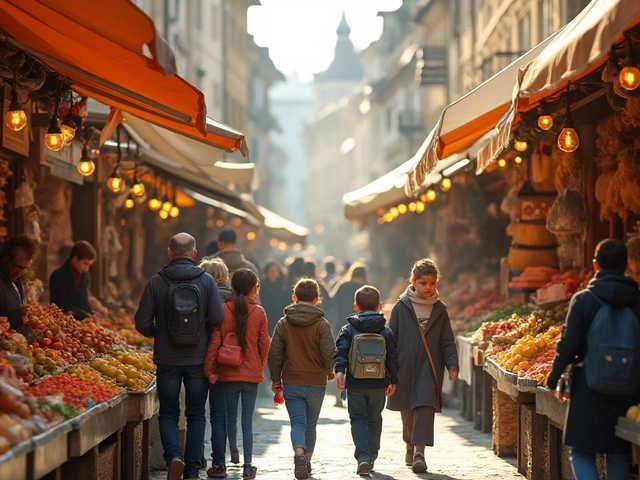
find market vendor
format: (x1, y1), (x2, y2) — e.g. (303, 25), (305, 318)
(0, 235), (40, 328)
(50, 241), (96, 320)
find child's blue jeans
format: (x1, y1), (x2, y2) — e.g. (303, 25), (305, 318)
(570, 447), (631, 480)
(347, 388), (386, 461)
(283, 385), (326, 453)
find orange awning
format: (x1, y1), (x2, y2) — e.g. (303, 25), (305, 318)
(0, 0), (246, 153)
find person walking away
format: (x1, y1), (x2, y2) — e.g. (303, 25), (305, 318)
(50, 241), (96, 320)
(261, 262), (289, 335)
(0, 235), (39, 329)
(322, 256), (338, 289)
(334, 285), (399, 476)
(135, 233), (224, 480)
(204, 269), (270, 479)
(213, 229), (259, 277)
(268, 278), (335, 479)
(387, 259), (459, 474)
(198, 258), (236, 476)
(301, 259), (334, 319)
(331, 263), (368, 335)
(547, 239), (640, 480)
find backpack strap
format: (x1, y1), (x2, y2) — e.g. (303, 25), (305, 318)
(158, 269), (205, 286)
(158, 270), (173, 287)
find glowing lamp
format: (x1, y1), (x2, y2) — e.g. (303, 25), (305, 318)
(161, 197), (172, 212)
(159, 209), (169, 220)
(408, 202), (417, 213)
(60, 115), (76, 143)
(398, 204), (407, 214)
(148, 197), (162, 211)
(247, 232), (257, 241)
(537, 115), (554, 131)
(514, 140), (528, 152)
(390, 207), (399, 217)
(278, 242), (287, 251)
(169, 206), (180, 218)
(441, 178), (452, 191)
(106, 170), (123, 192)
(125, 194), (135, 209)
(498, 158), (507, 168)
(426, 189), (437, 203)
(514, 156), (523, 164)
(269, 239), (278, 247)
(558, 120), (580, 152)
(5, 87), (26, 132)
(416, 202), (425, 213)
(45, 115), (65, 152)
(377, 217), (385, 225)
(384, 213), (393, 223)
(619, 66), (640, 91)
(131, 176), (145, 197)
(77, 148), (95, 176)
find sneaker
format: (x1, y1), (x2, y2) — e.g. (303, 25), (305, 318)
(242, 464), (257, 479)
(230, 447), (240, 465)
(294, 453), (309, 479)
(411, 452), (427, 473)
(307, 460), (312, 474)
(167, 457), (184, 480)
(370, 455), (377, 472)
(405, 446), (414, 466)
(206, 463), (227, 478)
(357, 460), (372, 476)
(185, 476), (200, 480)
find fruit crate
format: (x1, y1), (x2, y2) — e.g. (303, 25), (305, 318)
(28, 420), (72, 479)
(518, 403), (547, 479)
(61, 432), (121, 480)
(0, 438), (31, 480)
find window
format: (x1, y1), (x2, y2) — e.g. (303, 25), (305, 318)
(210, 5), (219, 40)
(212, 81), (220, 108)
(195, 0), (202, 30)
(519, 13), (531, 51)
(538, 0), (552, 41)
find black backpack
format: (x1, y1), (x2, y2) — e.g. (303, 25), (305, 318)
(159, 270), (206, 346)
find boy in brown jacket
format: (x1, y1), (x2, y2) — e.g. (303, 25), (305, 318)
(268, 278), (336, 480)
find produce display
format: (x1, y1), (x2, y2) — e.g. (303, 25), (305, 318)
(508, 266), (559, 291)
(533, 269), (591, 305)
(94, 309), (153, 347)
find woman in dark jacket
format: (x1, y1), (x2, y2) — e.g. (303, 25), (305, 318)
(330, 262), (367, 335)
(301, 259), (334, 321)
(547, 239), (640, 480)
(261, 262), (290, 335)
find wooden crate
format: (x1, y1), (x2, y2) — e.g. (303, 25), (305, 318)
(492, 381), (518, 457)
(61, 431), (121, 480)
(518, 403), (547, 479)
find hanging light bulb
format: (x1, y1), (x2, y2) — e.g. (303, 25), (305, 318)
(558, 85), (579, 152)
(426, 189), (437, 203)
(514, 156), (523, 164)
(125, 193), (135, 209)
(384, 213), (393, 222)
(513, 139), (528, 152)
(131, 172), (145, 197)
(537, 115), (553, 130)
(161, 195), (172, 212)
(416, 202), (425, 213)
(5, 82), (26, 132)
(147, 177), (161, 211)
(408, 202), (417, 213)
(169, 206), (180, 218)
(77, 147), (95, 176)
(159, 209), (169, 220)
(106, 168), (123, 192)
(398, 204), (407, 214)
(441, 177), (452, 191)
(60, 96), (76, 144)
(619, 39), (640, 91)
(498, 158), (507, 167)
(44, 100), (64, 151)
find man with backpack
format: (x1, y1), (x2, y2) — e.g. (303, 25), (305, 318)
(334, 285), (399, 476)
(135, 233), (224, 480)
(547, 238), (640, 480)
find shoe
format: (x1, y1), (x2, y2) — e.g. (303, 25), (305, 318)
(294, 453), (309, 479)
(307, 460), (312, 474)
(230, 447), (240, 465)
(357, 460), (372, 476)
(201, 454), (207, 470)
(242, 464), (257, 479)
(167, 457), (184, 480)
(411, 452), (427, 473)
(206, 463), (227, 478)
(185, 476), (200, 480)
(370, 455), (377, 472)
(405, 445), (414, 466)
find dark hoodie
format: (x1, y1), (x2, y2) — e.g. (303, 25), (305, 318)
(547, 270), (640, 455)
(267, 303), (336, 386)
(216, 282), (233, 303)
(334, 311), (399, 390)
(213, 249), (259, 276)
(135, 258), (224, 366)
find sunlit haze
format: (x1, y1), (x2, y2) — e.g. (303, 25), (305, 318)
(248, 0), (402, 82)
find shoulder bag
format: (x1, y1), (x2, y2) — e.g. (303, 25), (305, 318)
(415, 318), (440, 393)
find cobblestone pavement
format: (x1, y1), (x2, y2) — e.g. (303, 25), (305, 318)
(150, 393), (524, 480)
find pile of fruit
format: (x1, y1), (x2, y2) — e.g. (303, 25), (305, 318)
(94, 309), (153, 347)
(518, 350), (556, 385)
(90, 349), (155, 392)
(492, 327), (562, 376)
(22, 373), (119, 409)
(626, 404), (640, 423)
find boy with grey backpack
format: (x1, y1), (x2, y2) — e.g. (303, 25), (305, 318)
(335, 285), (399, 476)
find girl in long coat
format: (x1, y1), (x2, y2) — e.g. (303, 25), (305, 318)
(387, 259), (459, 474)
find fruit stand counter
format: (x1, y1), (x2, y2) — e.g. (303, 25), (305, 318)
(28, 420), (72, 480)
(122, 381), (158, 480)
(456, 336), (475, 421)
(0, 437), (32, 480)
(616, 417), (640, 464)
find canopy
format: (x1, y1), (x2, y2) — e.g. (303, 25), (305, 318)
(0, 0), (246, 153)
(477, 0), (640, 171)
(405, 32), (559, 194)
(257, 206), (309, 244)
(123, 114), (254, 186)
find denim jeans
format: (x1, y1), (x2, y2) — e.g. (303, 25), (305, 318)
(209, 381), (227, 465)
(570, 447), (631, 480)
(222, 381), (259, 465)
(347, 388), (386, 461)
(156, 364), (209, 477)
(283, 385), (326, 453)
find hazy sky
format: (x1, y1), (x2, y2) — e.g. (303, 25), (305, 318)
(248, 0), (402, 83)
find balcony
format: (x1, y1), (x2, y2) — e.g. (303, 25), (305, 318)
(398, 111), (424, 136)
(417, 46), (447, 86)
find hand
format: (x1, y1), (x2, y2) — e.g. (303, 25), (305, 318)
(335, 372), (346, 391)
(385, 384), (396, 397)
(19, 304), (28, 317)
(207, 374), (218, 384)
(271, 381), (282, 394)
(327, 371), (336, 381)
(449, 369), (459, 381)
(551, 389), (567, 403)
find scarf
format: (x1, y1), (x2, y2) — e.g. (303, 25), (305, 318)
(407, 286), (439, 327)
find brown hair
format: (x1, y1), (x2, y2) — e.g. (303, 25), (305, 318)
(231, 268), (259, 354)
(355, 285), (380, 311)
(0, 235), (40, 261)
(410, 258), (440, 281)
(293, 277), (320, 302)
(199, 258), (229, 285)
(69, 241), (96, 261)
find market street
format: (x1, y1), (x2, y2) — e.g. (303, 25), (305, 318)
(151, 396), (523, 480)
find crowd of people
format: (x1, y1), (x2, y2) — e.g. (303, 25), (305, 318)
(133, 229), (459, 480)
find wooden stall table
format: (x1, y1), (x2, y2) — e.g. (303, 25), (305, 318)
(472, 345), (492, 433)
(0, 438), (33, 480)
(456, 336), (475, 421)
(27, 420), (72, 480)
(535, 387), (572, 480)
(62, 393), (128, 480)
(122, 380), (158, 480)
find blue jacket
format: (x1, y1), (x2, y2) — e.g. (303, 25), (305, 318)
(334, 311), (399, 390)
(135, 258), (224, 366)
